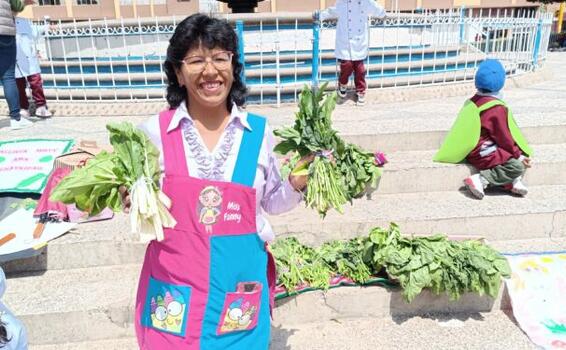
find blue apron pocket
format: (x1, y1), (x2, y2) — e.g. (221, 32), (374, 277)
(141, 276), (191, 337)
(217, 282), (262, 335)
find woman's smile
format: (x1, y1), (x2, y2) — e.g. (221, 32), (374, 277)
(199, 80), (224, 95)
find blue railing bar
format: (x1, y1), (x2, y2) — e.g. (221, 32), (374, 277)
(235, 20), (246, 84)
(311, 11), (321, 89)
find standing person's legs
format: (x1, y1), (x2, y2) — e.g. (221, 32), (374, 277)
(27, 73), (51, 118)
(353, 60), (367, 105)
(353, 60), (367, 94)
(0, 35), (22, 120)
(27, 73), (47, 107)
(338, 59), (354, 97)
(16, 77), (30, 110)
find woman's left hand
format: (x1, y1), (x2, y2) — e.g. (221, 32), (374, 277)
(288, 154), (315, 192)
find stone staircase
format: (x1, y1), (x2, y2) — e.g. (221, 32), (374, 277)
(1, 53), (565, 350)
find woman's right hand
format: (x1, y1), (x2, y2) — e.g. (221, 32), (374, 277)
(119, 185), (131, 213)
(522, 157), (532, 168)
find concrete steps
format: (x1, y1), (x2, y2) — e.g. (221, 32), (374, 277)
(379, 144), (566, 194)
(270, 185), (566, 245)
(2, 184), (565, 276)
(30, 310), (535, 350)
(2, 114), (564, 274)
(3, 178), (565, 274)
(0, 254), (536, 346)
(5, 265), (139, 345)
(9, 238), (566, 347)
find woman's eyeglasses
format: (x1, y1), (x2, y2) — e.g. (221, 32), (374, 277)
(180, 51), (234, 73)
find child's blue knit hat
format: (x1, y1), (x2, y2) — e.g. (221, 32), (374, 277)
(475, 59), (506, 93)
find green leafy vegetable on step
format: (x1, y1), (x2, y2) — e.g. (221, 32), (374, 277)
(272, 224), (511, 303)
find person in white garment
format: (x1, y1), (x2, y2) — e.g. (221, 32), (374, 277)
(318, 0), (386, 106)
(0, 267), (28, 350)
(15, 17), (52, 119)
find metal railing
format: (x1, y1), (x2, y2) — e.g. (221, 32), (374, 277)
(26, 9), (553, 105)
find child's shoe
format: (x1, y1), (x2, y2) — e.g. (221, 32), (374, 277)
(356, 92), (366, 106)
(464, 174), (485, 199)
(511, 177), (528, 196)
(337, 84), (347, 98)
(35, 105), (53, 119)
(20, 109), (30, 118)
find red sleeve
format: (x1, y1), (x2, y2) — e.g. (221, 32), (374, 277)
(483, 106), (523, 158)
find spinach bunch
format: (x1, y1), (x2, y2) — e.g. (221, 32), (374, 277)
(275, 84), (348, 216)
(318, 237), (373, 284)
(339, 144), (383, 199)
(272, 224), (511, 303)
(366, 224), (511, 302)
(274, 84), (384, 216)
(274, 83), (342, 157)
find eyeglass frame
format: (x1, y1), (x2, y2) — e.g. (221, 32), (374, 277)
(178, 51), (235, 73)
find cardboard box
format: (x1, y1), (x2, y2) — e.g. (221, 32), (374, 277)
(54, 140), (113, 170)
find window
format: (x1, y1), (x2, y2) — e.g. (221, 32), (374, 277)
(38, 0), (61, 5)
(76, 0), (98, 5)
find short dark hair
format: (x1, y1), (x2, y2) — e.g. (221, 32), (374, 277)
(163, 14), (247, 110)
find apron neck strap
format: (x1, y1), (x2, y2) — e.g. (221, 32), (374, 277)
(159, 108), (190, 177)
(231, 113), (266, 187)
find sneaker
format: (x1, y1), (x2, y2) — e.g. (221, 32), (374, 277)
(337, 84), (347, 98)
(464, 174), (485, 199)
(35, 106), (52, 119)
(20, 109), (30, 118)
(10, 118), (34, 130)
(511, 177), (528, 196)
(356, 92), (366, 106)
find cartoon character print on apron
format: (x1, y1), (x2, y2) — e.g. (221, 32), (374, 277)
(134, 109), (276, 350)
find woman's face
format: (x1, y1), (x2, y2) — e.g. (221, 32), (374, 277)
(176, 44), (234, 109)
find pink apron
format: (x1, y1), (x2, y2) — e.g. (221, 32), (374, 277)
(135, 109), (275, 349)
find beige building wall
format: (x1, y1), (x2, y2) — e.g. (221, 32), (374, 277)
(25, 0), (539, 21)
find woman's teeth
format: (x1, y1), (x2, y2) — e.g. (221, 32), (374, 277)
(202, 82), (221, 90)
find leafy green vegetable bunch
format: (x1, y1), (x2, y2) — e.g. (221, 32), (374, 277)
(366, 224), (512, 302)
(274, 84), (384, 216)
(338, 144), (383, 199)
(275, 84), (348, 217)
(270, 237), (333, 294)
(271, 223), (511, 303)
(50, 122), (176, 241)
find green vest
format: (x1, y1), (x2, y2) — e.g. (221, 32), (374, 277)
(433, 99), (532, 163)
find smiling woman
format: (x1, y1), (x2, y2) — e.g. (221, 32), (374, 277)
(163, 15), (246, 113)
(132, 13), (311, 350)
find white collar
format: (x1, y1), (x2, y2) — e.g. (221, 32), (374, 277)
(167, 102), (251, 133)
